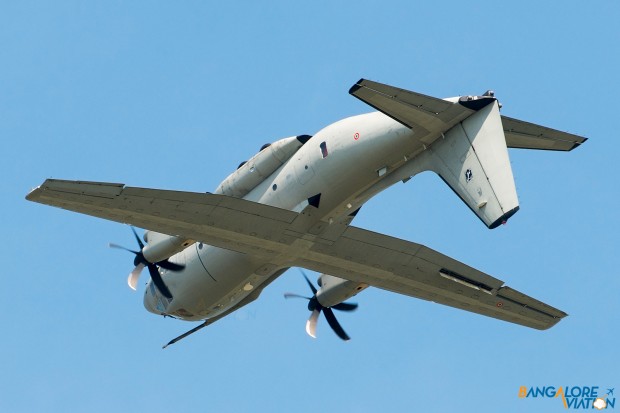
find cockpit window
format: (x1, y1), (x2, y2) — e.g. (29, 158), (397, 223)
(320, 141), (328, 158)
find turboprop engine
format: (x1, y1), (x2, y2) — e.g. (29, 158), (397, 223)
(315, 273), (368, 308)
(216, 135), (311, 198)
(110, 228), (193, 299)
(285, 273), (367, 340)
(142, 230), (194, 263)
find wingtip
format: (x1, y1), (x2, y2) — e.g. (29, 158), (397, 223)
(25, 183), (45, 202)
(25, 189), (38, 202)
(569, 137), (588, 151)
(348, 78), (366, 95)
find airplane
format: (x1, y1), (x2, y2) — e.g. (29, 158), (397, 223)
(608, 389), (614, 397)
(26, 78), (586, 348)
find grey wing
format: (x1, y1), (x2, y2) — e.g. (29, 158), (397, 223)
(27, 179), (566, 330)
(294, 226), (566, 330)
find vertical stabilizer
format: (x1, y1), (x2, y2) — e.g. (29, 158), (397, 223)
(422, 101), (519, 228)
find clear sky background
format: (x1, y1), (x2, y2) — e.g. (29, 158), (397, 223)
(2, 2), (618, 412)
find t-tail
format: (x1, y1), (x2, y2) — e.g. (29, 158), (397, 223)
(349, 78), (586, 229)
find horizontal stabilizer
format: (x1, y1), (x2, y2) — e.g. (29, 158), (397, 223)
(502, 115), (586, 151)
(349, 78), (475, 144)
(350, 78), (586, 151)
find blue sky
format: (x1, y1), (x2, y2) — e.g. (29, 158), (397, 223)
(2, 1), (618, 412)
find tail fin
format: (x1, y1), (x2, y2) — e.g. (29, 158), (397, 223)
(421, 101), (519, 228)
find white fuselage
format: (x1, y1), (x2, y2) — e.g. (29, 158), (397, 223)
(143, 111), (423, 321)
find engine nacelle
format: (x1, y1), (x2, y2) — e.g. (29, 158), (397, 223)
(315, 273), (368, 308)
(142, 231), (194, 263)
(215, 135), (311, 198)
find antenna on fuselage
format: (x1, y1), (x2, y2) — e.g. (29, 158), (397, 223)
(162, 320), (212, 349)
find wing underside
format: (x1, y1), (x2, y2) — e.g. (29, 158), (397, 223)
(27, 179), (567, 330)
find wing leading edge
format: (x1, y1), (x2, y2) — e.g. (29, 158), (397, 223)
(27, 179), (566, 330)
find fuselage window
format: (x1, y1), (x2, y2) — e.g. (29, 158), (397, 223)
(320, 141), (328, 158)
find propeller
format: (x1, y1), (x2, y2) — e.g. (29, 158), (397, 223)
(109, 227), (184, 299)
(284, 272), (358, 341)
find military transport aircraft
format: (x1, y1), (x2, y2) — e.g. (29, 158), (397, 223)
(26, 79), (586, 348)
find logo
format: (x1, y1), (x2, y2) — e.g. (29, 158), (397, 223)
(519, 386), (615, 410)
(465, 169), (473, 182)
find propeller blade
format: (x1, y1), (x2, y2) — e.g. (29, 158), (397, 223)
(323, 307), (350, 341)
(301, 271), (317, 295)
(305, 308), (321, 338)
(130, 226), (145, 249)
(127, 263), (145, 290)
(114, 227), (177, 298)
(109, 243), (139, 254)
(331, 302), (358, 312)
(147, 263), (173, 299)
(283, 293), (311, 300)
(287, 271), (357, 341)
(156, 259), (185, 272)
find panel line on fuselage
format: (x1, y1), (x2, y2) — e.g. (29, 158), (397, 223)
(194, 243), (217, 281)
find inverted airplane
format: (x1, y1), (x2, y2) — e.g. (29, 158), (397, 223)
(26, 79), (586, 347)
